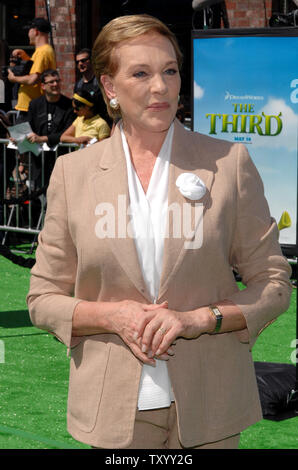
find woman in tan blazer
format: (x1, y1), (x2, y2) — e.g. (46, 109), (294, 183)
(27, 15), (292, 449)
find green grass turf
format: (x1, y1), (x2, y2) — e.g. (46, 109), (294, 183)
(0, 248), (89, 449)
(0, 249), (297, 449)
(239, 287), (298, 450)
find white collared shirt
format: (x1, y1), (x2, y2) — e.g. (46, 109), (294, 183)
(121, 122), (174, 410)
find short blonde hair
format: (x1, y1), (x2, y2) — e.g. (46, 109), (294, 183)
(92, 14), (183, 120)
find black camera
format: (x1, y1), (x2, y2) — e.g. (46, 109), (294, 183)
(1, 57), (33, 79)
(1, 65), (9, 78)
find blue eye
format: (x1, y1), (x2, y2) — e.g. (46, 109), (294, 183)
(165, 68), (178, 75)
(133, 71), (147, 78)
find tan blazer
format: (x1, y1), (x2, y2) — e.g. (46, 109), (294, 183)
(27, 119), (292, 448)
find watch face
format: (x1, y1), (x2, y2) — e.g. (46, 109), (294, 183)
(209, 306), (223, 333)
(212, 307), (222, 318)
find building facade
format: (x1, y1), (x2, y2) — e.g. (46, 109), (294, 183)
(0, 1), (297, 103)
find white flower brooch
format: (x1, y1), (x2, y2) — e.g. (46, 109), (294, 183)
(176, 173), (206, 201)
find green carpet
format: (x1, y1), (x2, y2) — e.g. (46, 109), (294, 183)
(0, 249), (297, 449)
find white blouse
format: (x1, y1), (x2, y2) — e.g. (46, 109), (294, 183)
(121, 122), (175, 410)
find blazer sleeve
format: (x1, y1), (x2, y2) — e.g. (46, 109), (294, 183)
(227, 144), (292, 348)
(26, 156), (82, 348)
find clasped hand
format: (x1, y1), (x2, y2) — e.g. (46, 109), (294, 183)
(111, 299), (205, 366)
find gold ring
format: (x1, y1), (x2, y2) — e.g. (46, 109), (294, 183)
(158, 327), (166, 335)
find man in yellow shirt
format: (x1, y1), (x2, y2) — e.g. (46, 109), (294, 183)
(7, 18), (56, 123)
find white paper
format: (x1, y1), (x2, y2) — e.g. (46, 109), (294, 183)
(7, 122), (41, 156)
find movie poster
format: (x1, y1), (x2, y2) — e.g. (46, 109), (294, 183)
(192, 31), (298, 250)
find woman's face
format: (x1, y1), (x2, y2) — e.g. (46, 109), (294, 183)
(102, 32), (181, 135)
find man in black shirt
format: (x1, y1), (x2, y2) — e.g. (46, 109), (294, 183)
(74, 48), (109, 123)
(27, 69), (75, 147)
(26, 69), (75, 186)
(74, 48), (99, 96)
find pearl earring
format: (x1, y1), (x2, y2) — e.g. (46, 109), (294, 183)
(109, 97), (119, 109)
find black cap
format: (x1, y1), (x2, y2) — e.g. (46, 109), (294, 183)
(24, 17), (51, 33)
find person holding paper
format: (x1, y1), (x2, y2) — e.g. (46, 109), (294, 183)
(6, 69), (75, 188)
(24, 69), (75, 186)
(26, 69), (75, 148)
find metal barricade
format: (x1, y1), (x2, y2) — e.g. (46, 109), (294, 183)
(0, 139), (77, 251)
(7, 110), (17, 125)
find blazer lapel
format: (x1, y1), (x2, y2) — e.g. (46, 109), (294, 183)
(158, 120), (215, 301)
(90, 126), (152, 301)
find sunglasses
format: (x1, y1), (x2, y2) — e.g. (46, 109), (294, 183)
(76, 57), (90, 65)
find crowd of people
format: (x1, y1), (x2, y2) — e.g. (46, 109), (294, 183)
(0, 17), (112, 229)
(0, 15), (189, 237)
(0, 18), (113, 235)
